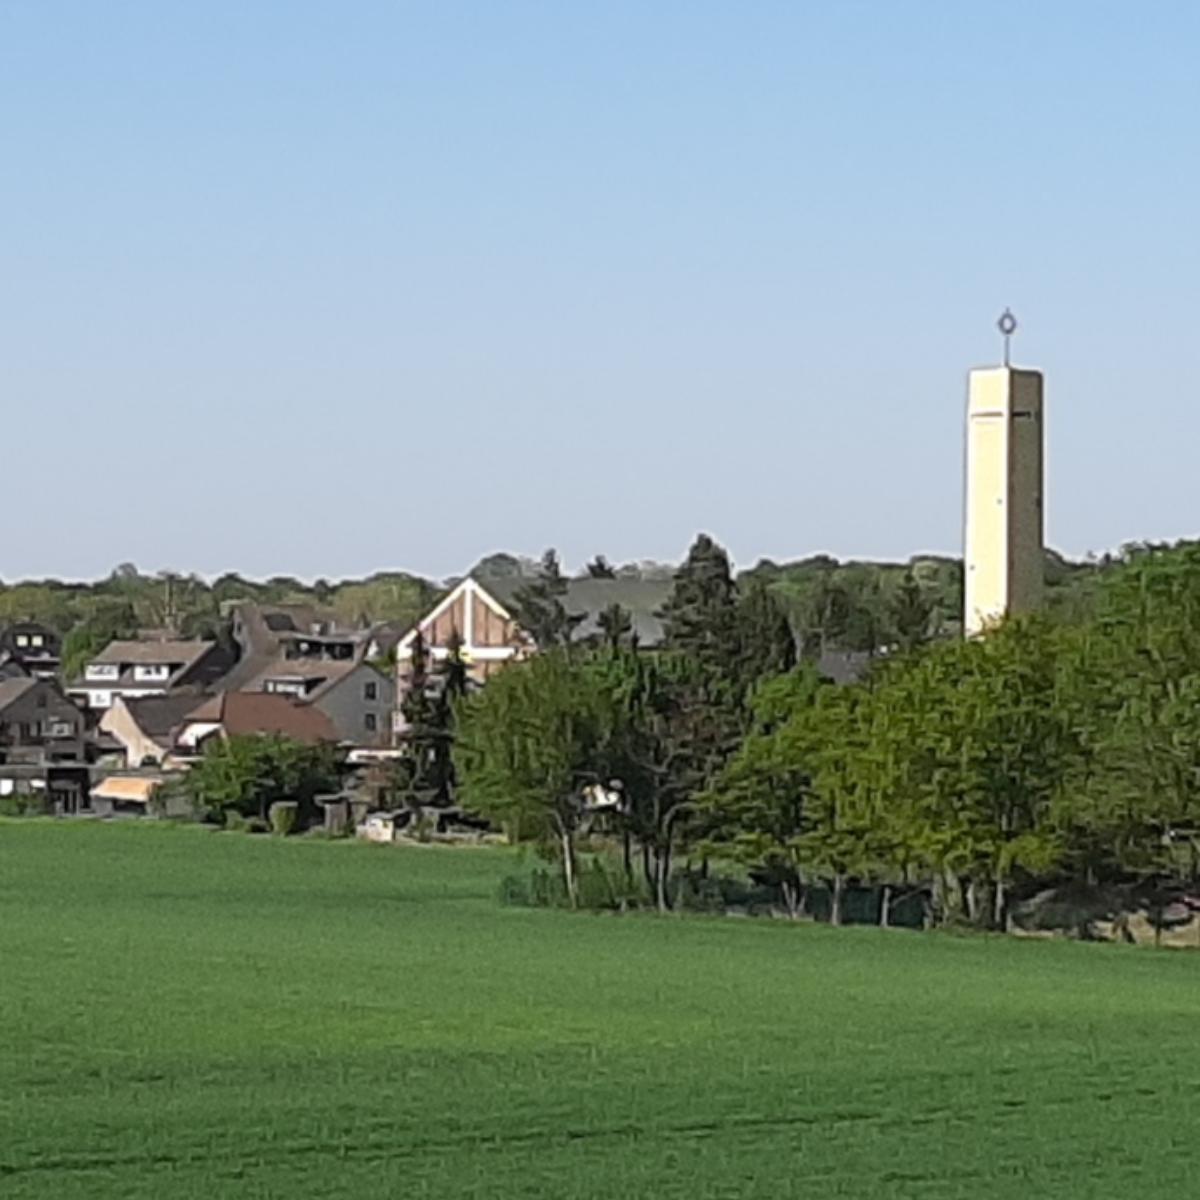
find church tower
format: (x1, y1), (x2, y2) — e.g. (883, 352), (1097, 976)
(963, 312), (1044, 636)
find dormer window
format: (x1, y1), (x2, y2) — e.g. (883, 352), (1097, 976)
(133, 664), (172, 683)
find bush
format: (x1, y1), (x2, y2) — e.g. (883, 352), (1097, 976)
(500, 857), (650, 912)
(223, 811), (269, 834)
(269, 801), (299, 837)
(0, 792), (46, 818)
(498, 872), (532, 907)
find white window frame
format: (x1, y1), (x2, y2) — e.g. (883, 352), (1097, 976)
(133, 664), (171, 682)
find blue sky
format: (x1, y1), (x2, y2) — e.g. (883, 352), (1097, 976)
(3, 2), (1197, 581)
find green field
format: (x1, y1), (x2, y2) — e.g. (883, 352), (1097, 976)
(2, 822), (1199, 1198)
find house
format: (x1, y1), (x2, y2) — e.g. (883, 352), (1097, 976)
(0, 655), (29, 682)
(0, 622), (62, 680)
(98, 693), (209, 767)
(0, 677), (90, 813)
(68, 639), (230, 711)
(0, 677), (85, 765)
(394, 574), (672, 689)
(241, 657), (394, 747)
(174, 691), (337, 754)
(221, 601), (393, 683)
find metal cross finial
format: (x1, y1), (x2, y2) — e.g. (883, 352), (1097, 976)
(997, 308), (1018, 367)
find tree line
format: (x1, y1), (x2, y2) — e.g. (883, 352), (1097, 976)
(447, 536), (1200, 927)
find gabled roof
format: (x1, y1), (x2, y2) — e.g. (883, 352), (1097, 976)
(0, 677), (39, 712)
(91, 640), (215, 668)
(117, 693), (210, 744)
(478, 576), (672, 647)
(182, 692), (336, 743)
(242, 656), (364, 701)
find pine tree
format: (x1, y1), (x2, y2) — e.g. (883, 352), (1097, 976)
(428, 631), (471, 804)
(395, 631), (439, 810)
(660, 534), (740, 678)
(735, 578), (796, 689)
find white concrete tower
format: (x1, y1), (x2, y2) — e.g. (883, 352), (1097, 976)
(963, 311), (1044, 636)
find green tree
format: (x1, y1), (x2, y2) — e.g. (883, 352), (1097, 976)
(184, 735), (343, 827)
(61, 600), (140, 680)
(660, 533), (740, 678)
(455, 650), (612, 905)
(596, 602), (634, 652)
(734, 577), (796, 690)
(511, 550), (582, 650)
(886, 570), (934, 652)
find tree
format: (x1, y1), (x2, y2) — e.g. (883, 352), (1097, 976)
(886, 570), (933, 652)
(393, 630), (472, 811)
(596, 602), (635, 652)
(61, 600), (139, 680)
(701, 669), (824, 916)
(393, 631), (441, 810)
(455, 650), (612, 905)
(586, 555), (616, 579)
(591, 650), (728, 911)
(184, 735), (343, 827)
(660, 534), (740, 679)
(511, 550), (582, 650)
(734, 577), (796, 690)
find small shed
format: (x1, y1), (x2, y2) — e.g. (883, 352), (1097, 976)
(357, 811), (403, 844)
(90, 775), (161, 817)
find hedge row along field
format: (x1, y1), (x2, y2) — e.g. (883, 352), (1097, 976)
(2, 821), (1199, 1198)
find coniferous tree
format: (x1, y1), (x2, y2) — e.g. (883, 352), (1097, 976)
(395, 631), (439, 810)
(597, 602), (635, 652)
(659, 534), (740, 678)
(735, 577), (796, 690)
(887, 569), (934, 652)
(586, 555), (617, 579)
(429, 631), (471, 804)
(511, 549), (583, 649)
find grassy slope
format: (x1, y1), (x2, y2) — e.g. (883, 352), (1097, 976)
(2, 821), (1198, 1199)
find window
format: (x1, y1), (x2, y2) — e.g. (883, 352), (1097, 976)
(364, 681), (377, 701)
(15, 634), (28, 648)
(133, 664), (171, 682)
(364, 713), (378, 733)
(86, 664), (120, 681)
(30, 635), (44, 648)
(266, 679), (305, 697)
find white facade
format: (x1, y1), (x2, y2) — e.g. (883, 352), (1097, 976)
(964, 367), (1045, 636)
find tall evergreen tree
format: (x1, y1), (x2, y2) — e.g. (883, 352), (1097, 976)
(659, 534), (740, 678)
(597, 602), (635, 652)
(735, 577), (796, 689)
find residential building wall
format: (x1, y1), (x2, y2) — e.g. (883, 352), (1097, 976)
(99, 699), (168, 767)
(0, 682), (85, 763)
(312, 664), (394, 746)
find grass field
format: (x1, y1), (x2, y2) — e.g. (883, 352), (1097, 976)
(3, 821), (1199, 1198)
